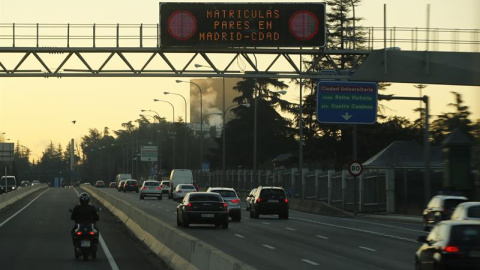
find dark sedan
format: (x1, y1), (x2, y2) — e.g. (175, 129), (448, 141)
(415, 220), (480, 270)
(176, 192), (229, 229)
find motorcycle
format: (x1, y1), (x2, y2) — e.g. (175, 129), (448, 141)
(72, 222), (99, 260)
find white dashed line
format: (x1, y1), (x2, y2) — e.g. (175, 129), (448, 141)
(262, 244), (276, 250)
(359, 246), (376, 252)
(285, 227), (296, 231)
(166, 209), (170, 211)
(301, 259), (319, 266)
(316, 235), (329, 239)
(262, 222), (270, 225)
(234, 234), (245, 238)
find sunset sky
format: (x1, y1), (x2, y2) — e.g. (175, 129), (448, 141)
(0, 0), (478, 161)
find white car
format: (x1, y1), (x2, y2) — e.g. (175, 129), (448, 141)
(173, 184), (196, 201)
(31, 180), (41, 186)
(450, 202), (480, 221)
(207, 187), (241, 221)
(139, 180), (162, 200)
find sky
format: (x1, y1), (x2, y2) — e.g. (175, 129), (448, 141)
(0, 0), (478, 162)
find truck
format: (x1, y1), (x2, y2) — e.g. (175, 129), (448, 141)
(168, 169), (193, 199)
(116, 173), (132, 186)
(0, 175), (17, 194)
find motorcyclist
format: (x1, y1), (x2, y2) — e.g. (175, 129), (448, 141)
(70, 192), (99, 244)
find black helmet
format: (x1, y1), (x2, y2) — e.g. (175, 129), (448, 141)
(79, 192), (90, 205)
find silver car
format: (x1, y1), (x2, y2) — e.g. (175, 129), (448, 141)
(139, 180), (162, 200)
(207, 187), (241, 222)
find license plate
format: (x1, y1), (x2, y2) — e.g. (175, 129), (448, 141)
(268, 200), (278, 203)
(80, 240), (91, 247)
(201, 214), (214, 218)
(469, 250), (480, 258)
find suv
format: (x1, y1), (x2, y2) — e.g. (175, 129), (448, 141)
(95, 180), (106, 188)
(207, 187), (241, 221)
(140, 180), (162, 200)
(450, 201), (480, 221)
(423, 195), (468, 231)
(250, 186), (289, 219)
(123, 179), (139, 193)
(160, 180), (171, 195)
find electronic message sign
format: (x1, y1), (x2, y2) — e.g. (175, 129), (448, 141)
(159, 2), (326, 47)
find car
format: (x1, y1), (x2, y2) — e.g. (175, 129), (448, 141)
(245, 188), (257, 211)
(250, 186), (289, 219)
(172, 184), (196, 201)
(207, 187), (241, 221)
(176, 192), (229, 229)
(123, 179), (139, 193)
(415, 220), (480, 270)
(423, 195), (468, 231)
(117, 180), (126, 192)
(95, 180), (106, 188)
(168, 169), (194, 199)
(31, 180), (40, 185)
(20, 180), (31, 187)
(140, 180), (162, 200)
(160, 180), (171, 195)
(0, 176), (17, 194)
(451, 202), (480, 221)
(109, 182), (117, 188)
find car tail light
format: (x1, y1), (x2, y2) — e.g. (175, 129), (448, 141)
(444, 246), (459, 253)
(89, 231), (95, 236)
(177, 190), (183, 193)
(186, 202), (192, 211)
(76, 231), (82, 236)
(135, 184), (138, 187)
(231, 199), (240, 203)
(284, 198), (288, 203)
(161, 185), (165, 188)
(223, 202), (228, 210)
(156, 187), (162, 190)
(256, 198), (262, 203)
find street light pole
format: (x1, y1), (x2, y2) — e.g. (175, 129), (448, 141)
(153, 99), (175, 168)
(164, 91), (188, 168)
(176, 80), (203, 170)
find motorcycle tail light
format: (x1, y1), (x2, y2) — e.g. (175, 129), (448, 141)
(444, 246), (459, 253)
(76, 231), (82, 236)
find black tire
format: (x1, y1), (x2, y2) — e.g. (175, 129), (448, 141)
(74, 248), (80, 260)
(83, 250), (89, 261)
(222, 221), (229, 229)
(140, 195), (144, 200)
(415, 258), (422, 270)
(249, 208), (254, 218)
(182, 213), (189, 228)
(176, 214), (181, 227)
(92, 251), (96, 260)
(158, 196), (162, 200)
(253, 208), (259, 219)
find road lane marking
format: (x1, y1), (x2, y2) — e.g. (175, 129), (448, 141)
(234, 234), (245, 238)
(286, 227), (296, 231)
(262, 222), (270, 225)
(262, 244), (275, 249)
(301, 259), (320, 266)
(359, 246), (376, 252)
(99, 233), (120, 270)
(0, 188), (50, 227)
(291, 217), (417, 243)
(316, 235), (329, 239)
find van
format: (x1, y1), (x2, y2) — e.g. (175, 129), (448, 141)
(116, 173), (132, 186)
(0, 176), (17, 194)
(168, 169), (193, 199)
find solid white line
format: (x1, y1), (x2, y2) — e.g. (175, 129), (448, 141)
(99, 233), (120, 270)
(301, 259), (320, 266)
(234, 234), (245, 238)
(285, 227), (296, 231)
(0, 189), (50, 227)
(359, 246), (376, 252)
(262, 244), (276, 250)
(316, 235), (329, 239)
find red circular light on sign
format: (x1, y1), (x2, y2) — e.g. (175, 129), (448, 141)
(289, 11), (319, 40)
(167, 10), (197, 41)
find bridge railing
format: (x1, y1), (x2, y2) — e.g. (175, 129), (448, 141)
(0, 23), (478, 52)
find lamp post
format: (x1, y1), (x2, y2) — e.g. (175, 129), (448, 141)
(153, 99), (176, 168)
(222, 103), (250, 171)
(176, 79), (203, 170)
(164, 91), (188, 168)
(253, 87), (287, 171)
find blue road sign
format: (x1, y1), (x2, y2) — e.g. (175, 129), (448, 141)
(317, 81), (378, 124)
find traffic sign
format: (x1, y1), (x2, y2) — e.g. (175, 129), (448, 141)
(317, 81), (378, 124)
(141, 146), (158, 162)
(348, 161), (363, 177)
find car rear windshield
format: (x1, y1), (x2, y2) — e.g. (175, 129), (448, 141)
(450, 225), (480, 245)
(162, 182), (170, 186)
(181, 185), (196, 189)
(213, 190), (237, 198)
(144, 181), (159, 186)
(467, 206), (480, 218)
(260, 189), (286, 199)
(189, 194), (222, 202)
(126, 181), (137, 184)
(444, 199), (467, 210)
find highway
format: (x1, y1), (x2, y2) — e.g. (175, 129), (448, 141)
(0, 186), (426, 269)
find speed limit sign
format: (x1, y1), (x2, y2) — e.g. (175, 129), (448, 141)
(348, 161), (363, 177)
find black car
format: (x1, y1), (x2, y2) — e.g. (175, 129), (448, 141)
(123, 179), (139, 193)
(415, 220), (480, 270)
(250, 186), (289, 219)
(176, 192), (229, 229)
(423, 195), (468, 231)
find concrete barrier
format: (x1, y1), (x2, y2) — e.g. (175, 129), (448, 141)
(82, 185), (256, 270)
(0, 184), (48, 210)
